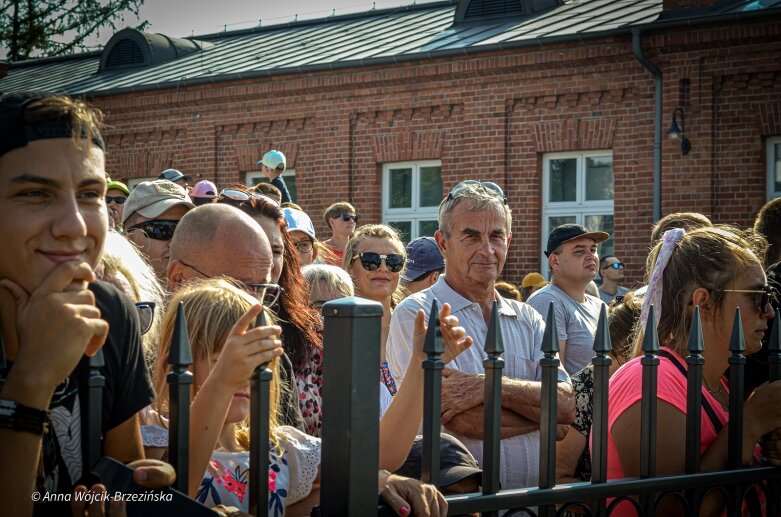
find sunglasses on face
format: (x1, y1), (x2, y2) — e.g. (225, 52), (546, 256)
(128, 219), (179, 241)
(134, 302), (156, 335)
(105, 196), (127, 205)
(352, 252), (405, 273)
(340, 214), (358, 222)
(720, 285), (778, 314)
(446, 180), (508, 205)
(605, 262), (625, 270)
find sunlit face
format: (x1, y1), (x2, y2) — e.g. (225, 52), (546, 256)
(105, 188), (127, 227)
(255, 216), (284, 283)
(193, 352), (250, 423)
(126, 204), (191, 280)
(329, 212), (357, 238)
(289, 231), (314, 267)
(0, 138), (107, 293)
(710, 263), (774, 356)
(349, 237), (404, 303)
(551, 237), (599, 284)
(601, 256), (625, 283)
(435, 201), (510, 294)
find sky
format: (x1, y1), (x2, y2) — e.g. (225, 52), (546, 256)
(99, 0), (439, 45)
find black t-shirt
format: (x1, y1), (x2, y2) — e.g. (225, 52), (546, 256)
(1, 280), (155, 496)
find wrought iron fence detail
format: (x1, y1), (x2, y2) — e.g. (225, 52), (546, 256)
(167, 301), (193, 494)
(250, 309), (272, 517)
(422, 299), (443, 487)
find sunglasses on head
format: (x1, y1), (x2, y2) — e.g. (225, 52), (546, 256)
(217, 189), (279, 207)
(134, 302), (156, 335)
(127, 219), (179, 241)
(353, 252), (405, 273)
(718, 285), (778, 314)
(340, 214), (358, 222)
(605, 262), (625, 270)
(446, 180), (507, 205)
(105, 196), (127, 205)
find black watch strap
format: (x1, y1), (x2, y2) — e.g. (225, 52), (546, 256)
(0, 398), (49, 435)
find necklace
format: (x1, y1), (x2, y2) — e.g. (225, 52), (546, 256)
(702, 376), (728, 407)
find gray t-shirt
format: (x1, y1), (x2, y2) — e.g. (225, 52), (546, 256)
(598, 285), (630, 305)
(526, 283), (605, 375)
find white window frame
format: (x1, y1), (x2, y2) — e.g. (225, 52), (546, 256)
(768, 136), (781, 200)
(381, 160), (442, 242)
(541, 150), (614, 275)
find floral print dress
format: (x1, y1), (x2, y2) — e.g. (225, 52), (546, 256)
(194, 426), (321, 516)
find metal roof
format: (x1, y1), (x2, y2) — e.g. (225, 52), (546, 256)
(1, 0), (779, 97)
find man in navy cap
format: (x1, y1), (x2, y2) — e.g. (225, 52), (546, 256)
(401, 236), (445, 294)
(157, 168), (191, 190)
(527, 223), (609, 375)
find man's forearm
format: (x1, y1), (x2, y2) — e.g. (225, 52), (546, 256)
(501, 377), (575, 424)
(443, 405), (539, 439)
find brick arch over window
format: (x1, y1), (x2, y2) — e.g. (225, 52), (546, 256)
(534, 118), (617, 153)
(758, 103), (781, 136)
(371, 131), (446, 163)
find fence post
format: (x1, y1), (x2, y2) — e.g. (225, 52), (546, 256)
(249, 310), (272, 517)
(539, 302), (560, 517)
(639, 305), (659, 515)
(422, 300), (442, 486)
(685, 306), (704, 475)
(167, 302), (193, 495)
(83, 349), (105, 475)
(320, 297), (382, 516)
(482, 300), (504, 514)
(727, 308), (745, 469)
(590, 304), (611, 517)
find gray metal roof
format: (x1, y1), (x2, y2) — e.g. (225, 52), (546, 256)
(1, 0), (779, 97)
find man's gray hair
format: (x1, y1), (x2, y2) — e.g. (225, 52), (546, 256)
(438, 183), (512, 235)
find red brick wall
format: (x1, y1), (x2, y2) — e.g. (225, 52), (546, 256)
(95, 16), (781, 288)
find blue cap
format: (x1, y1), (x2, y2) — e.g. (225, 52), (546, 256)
(403, 237), (444, 282)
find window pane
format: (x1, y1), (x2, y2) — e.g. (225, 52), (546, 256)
(585, 156), (614, 201)
(549, 215), (576, 230)
(419, 166), (443, 207)
(549, 159), (577, 202)
(388, 221), (412, 245)
(774, 143), (781, 194)
(418, 220), (439, 237)
(286, 175), (297, 202)
(585, 214), (614, 259)
(389, 168), (413, 209)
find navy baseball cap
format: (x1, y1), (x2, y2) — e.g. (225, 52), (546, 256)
(157, 168), (191, 183)
(403, 237), (445, 282)
(396, 434), (483, 489)
(545, 224), (609, 257)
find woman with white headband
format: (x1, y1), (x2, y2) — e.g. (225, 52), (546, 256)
(605, 226), (780, 515)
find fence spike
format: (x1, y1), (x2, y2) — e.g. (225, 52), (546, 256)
(170, 302), (193, 366)
(729, 307), (745, 353)
(541, 301), (560, 354)
(423, 300), (443, 355)
(687, 305), (705, 354)
(485, 300), (504, 355)
(642, 305), (659, 353)
(249, 308), (271, 516)
(592, 303), (611, 353)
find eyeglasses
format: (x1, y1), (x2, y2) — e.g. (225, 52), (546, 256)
(135, 302), (156, 335)
(217, 189), (280, 207)
(717, 285), (777, 314)
(177, 260), (283, 307)
(127, 220), (179, 241)
(352, 252), (405, 273)
(341, 214), (358, 222)
(605, 262), (625, 270)
(292, 238), (314, 253)
(446, 180), (507, 205)
(105, 196), (127, 205)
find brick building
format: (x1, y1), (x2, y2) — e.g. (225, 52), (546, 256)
(2, 0), (780, 285)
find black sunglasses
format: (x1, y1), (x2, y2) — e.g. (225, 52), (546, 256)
(341, 214), (358, 222)
(105, 196), (127, 205)
(127, 220), (179, 241)
(352, 252), (405, 273)
(134, 302), (156, 335)
(718, 285), (778, 314)
(446, 180), (507, 205)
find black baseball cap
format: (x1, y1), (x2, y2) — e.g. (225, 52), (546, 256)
(158, 168), (192, 183)
(396, 434), (483, 489)
(545, 223), (610, 257)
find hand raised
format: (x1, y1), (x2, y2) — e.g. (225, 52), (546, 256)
(411, 303), (473, 364)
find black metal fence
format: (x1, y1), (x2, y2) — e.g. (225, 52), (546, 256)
(76, 296), (781, 516)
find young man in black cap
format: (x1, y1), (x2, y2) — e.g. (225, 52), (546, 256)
(527, 223), (609, 375)
(401, 237), (445, 294)
(157, 168), (192, 190)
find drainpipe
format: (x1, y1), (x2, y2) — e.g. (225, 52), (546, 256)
(632, 28), (662, 222)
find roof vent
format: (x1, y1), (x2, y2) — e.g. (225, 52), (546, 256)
(100, 28), (210, 73)
(455, 0), (561, 23)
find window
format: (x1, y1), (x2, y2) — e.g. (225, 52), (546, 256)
(768, 137), (781, 200)
(382, 161), (442, 244)
(542, 151), (614, 274)
(245, 170), (297, 202)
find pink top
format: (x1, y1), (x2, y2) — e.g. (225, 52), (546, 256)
(605, 347), (729, 481)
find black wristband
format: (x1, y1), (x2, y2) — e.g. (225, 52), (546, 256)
(0, 399), (49, 435)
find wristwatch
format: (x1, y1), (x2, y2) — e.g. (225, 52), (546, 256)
(0, 399), (49, 435)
